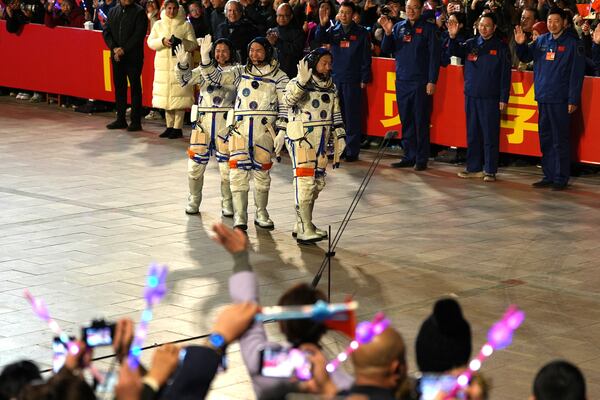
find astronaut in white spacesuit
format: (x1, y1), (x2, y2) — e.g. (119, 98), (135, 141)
(284, 48), (346, 243)
(174, 39), (237, 216)
(198, 35), (289, 231)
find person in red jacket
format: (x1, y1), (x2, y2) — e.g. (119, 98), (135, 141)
(44, 0), (85, 28)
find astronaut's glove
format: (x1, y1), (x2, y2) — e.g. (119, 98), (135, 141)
(175, 44), (190, 69)
(274, 130), (286, 161)
(199, 34), (212, 65)
(333, 128), (346, 168)
(297, 58), (312, 87)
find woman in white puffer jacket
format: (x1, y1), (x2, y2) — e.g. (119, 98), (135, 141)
(147, 0), (197, 139)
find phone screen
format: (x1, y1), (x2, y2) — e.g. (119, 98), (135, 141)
(419, 374), (461, 400)
(52, 338), (68, 373)
(83, 325), (114, 347)
(260, 347), (311, 380)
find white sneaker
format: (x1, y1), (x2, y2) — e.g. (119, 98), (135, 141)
(126, 107), (132, 114)
(16, 93), (26, 100)
(145, 110), (162, 120)
(30, 93), (42, 103)
(20, 93), (31, 100)
(9, 92), (16, 97)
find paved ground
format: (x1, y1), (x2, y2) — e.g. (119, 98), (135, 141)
(1, 96), (599, 399)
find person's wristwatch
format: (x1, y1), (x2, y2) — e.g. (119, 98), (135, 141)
(205, 332), (228, 370)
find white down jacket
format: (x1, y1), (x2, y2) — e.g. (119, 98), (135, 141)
(147, 7), (197, 110)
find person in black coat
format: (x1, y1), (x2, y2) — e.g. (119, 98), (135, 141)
(102, 0), (148, 131)
(267, 3), (305, 77)
(215, 0), (259, 63)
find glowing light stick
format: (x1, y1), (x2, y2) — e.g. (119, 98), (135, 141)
(24, 289), (105, 382)
(24, 289), (80, 355)
(127, 263), (168, 369)
(325, 312), (390, 373)
(255, 300), (357, 322)
(443, 305), (525, 399)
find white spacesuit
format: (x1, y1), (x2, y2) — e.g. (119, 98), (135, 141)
(283, 48), (346, 243)
(199, 35), (289, 230)
(174, 39), (237, 216)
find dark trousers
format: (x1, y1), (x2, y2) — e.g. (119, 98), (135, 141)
(112, 59), (143, 124)
(538, 103), (571, 185)
(395, 81), (431, 165)
(465, 96), (500, 174)
(334, 80), (362, 158)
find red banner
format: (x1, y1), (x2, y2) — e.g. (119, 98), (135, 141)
(1, 22), (600, 164)
(0, 21), (155, 105)
(365, 58), (600, 164)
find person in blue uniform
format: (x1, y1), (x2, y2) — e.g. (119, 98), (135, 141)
(447, 12), (511, 182)
(515, 7), (585, 191)
(379, 0), (441, 171)
(315, 1), (372, 162)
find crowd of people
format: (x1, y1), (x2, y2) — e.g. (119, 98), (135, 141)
(0, 223), (590, 400)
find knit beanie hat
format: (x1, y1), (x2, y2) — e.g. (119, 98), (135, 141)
(415, 298), (472, 373)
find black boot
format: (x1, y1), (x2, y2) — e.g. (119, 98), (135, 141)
(106, 119), (128, 129)
(127, 121), (142, 132)
(169, 128), (183, 139)
(159, 127), (173, 138)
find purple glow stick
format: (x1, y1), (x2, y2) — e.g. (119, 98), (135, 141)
(24, 289), (105, 382)
(127, 263), (168, 369)
(325, 312), (390, 373)
(443, 305), (525, 399)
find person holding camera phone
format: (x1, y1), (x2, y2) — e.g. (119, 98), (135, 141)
(210, 222), (353, 399)
(147, 0), (198, 139)
(448, 12), (511, 182)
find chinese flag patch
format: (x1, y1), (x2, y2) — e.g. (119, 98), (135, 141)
(558, 45), (565, 52)
(415, 28), (423, 34)
(489, 49), (497, 55)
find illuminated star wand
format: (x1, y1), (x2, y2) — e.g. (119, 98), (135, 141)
(24, 289), (79, 355)
(127, 263), (168, 370)
(443, 305), (525, 400)
(23, 289), (104, 382)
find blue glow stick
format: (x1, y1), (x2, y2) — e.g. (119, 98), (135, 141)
(127, 263), (168, 369)
(255, 300), (358, 322)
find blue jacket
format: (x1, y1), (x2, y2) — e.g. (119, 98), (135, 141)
(516, 31), (585, 104)
(449, 35), (511, 102)
(380, 16), (441, 84)
(315, 21), (372, 84)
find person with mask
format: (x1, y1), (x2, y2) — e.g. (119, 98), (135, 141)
(175, 39), (238, 216)
(283, 48), (346, 243)
(198, 35), (289, 230)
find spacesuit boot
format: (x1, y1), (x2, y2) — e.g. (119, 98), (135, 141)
(185, 177), (203, 215)
(309, 200), (327, 239)
(295, 202), (323, 243)
(219, 163), (234, 218)
(254, 190), (274, 230)
(232, 191), (249, 230)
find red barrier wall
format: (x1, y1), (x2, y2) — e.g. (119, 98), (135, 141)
(365, 58), (600, 164)
(1, 21), (600, 164)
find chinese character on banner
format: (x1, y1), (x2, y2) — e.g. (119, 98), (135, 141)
(501, 81), (538, 145)
(380, 72), (401, 128)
